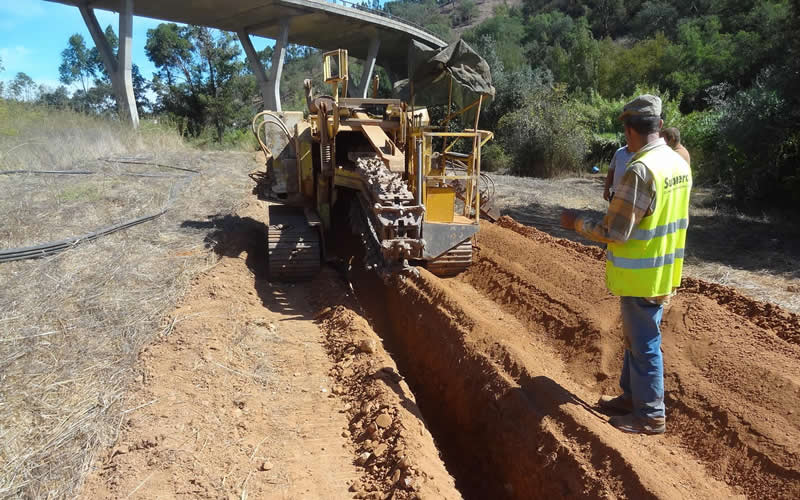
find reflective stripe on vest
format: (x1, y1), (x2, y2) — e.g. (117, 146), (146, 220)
(607, 247), (685, 269)
(629, 218), (689, 241)
(605, 144), (691, 297)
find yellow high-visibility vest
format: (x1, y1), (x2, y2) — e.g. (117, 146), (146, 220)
(606, 145), (692, 297)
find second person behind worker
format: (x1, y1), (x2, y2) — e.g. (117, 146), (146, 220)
(660, 127), (690, 167)
(604, 143), (635, 202)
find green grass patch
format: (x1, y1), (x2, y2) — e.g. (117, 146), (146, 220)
(58, 184), (102, 203)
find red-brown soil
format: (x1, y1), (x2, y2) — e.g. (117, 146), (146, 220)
(496, 215), (800, 345)
(81, 204), (800, 499)
(446, 220), (798, 497)
(80, 200), (459, 499)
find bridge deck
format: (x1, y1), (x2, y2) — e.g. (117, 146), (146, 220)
(48, 0), (447, 72)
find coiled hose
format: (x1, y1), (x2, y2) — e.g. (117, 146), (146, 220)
(251, 111), (294, 159)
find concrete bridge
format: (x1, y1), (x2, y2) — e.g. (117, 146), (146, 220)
(46, 0), (448, 126)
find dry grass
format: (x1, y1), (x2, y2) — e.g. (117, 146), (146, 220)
(0, 100), (184, 172)
(491, 172), (800, 313)
(0, 102), (260, 498)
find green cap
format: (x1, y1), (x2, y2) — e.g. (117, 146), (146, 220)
(619, 94), (662, 120)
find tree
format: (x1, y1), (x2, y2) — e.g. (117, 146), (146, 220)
(630, 1), (679, 39)
(454, 0), (478, 26)
(39, 85), (71, 107)
(59, 34), (95, 94)
(9, 72), (37, 101)
(145, 23), (193, 86)
(146, 24), (248, 140)
(465, 6), (528, 71)
(587, 0), (625, 37)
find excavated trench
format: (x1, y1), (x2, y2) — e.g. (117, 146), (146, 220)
(330, 202), (800, 500)
(350, 274), (589, 498)
(329, 198), (629, 499)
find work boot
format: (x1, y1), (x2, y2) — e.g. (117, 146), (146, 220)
(608, 414), (666, 435)
(598, 394), (633, 413)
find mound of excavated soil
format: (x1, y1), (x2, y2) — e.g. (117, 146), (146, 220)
(348, 217), (799, 498)
(315, 304), (461, 499)
(496, 215), (800, 345)
(80, 200), (460, 500)
(455, 219), (800, 497)
(81, 198), (799, 499)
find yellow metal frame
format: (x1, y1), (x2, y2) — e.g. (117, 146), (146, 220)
(412, 129), (483, 222)
(408, 87), (490, 224)
(322, 49), (348, 101)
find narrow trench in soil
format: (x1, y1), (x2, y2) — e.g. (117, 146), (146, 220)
(329, 197), (586, 499)
(353, 276), (506, 498)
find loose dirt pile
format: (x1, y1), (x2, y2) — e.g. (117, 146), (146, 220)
(81, 200), (363, 499)
(496, 215), (800, 345)
(80, 200), (460, 500)
(316, 305), (461, 499)
(346, 217), (799, 498)
(81, 202), (799, 499)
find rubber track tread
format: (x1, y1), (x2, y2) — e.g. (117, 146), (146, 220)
(267, 225), (321, 281)
(426, 239), (473, 276)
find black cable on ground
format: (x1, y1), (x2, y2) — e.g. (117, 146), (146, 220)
(99, 158), (201, 174)
(0, 170), (96, 175)
(0, 174), (193, 263)
(0, 169), (184, 179)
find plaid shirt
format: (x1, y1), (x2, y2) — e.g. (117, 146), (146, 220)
(575, 139), (675, 301)
(575, 139), (667, 245)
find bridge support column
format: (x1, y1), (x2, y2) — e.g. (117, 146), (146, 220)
(79, 0), (139, 128)
(351, 37), (380, 98)
(238, 31), (271, 110)
(267, 19), (289, 112)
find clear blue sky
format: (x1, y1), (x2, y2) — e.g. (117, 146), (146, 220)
(0, 0), (271, 91)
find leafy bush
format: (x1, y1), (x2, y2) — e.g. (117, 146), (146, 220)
(481, 143), (511, 172)
(670, 108), (720, 180)
(497, 86), (589, 177)
(708, 76), (796, 204)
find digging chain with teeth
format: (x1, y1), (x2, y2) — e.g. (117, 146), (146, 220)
(350, 157), (425, 272)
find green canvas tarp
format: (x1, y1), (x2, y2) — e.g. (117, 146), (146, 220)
(393, 39), (495, 109)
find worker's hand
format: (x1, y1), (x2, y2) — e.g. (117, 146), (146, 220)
(560, 210), (579, 230)
(603, 187), (611, 202)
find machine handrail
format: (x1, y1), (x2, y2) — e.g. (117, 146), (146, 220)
(412, 129), (483, 223)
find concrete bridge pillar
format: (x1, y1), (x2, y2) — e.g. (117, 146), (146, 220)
(267, 19), (290, 111)
(79, 0), (139, 128)
(238, 30), (271, 110)
(350, 36), (380, 98)
(239, 19), (288, 111)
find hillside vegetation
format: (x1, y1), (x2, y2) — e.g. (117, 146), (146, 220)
(2, 0), (798, 207)
(385, 0), (800, 207)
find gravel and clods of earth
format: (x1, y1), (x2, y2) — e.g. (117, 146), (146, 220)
(4, 155), (799, 499)
(83, 189), (800, 499)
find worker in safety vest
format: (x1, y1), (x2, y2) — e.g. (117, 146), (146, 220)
(561, 94), (692, 435)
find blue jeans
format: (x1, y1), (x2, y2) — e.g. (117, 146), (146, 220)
(619, 297), (665, 420)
